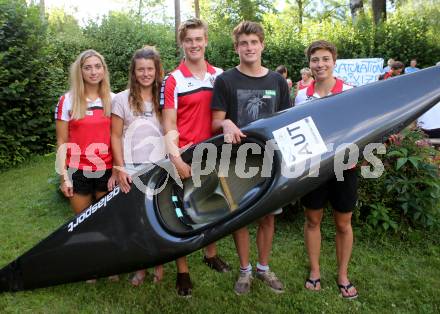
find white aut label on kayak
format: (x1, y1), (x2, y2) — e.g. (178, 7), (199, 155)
(272, 116), (327, 167)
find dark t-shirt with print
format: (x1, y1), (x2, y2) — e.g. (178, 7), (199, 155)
(211, 68), (291, 127)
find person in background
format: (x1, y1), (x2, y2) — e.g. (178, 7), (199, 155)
(295, 40), (358, 300)
(161, 18), (230, 297)
(55, 49), (118, 283)
(211, 21), (290, 296)
(275, 65), (288, 79)
(382, 58), (394, 74)
(295, 67), (314, 96)
(111, 46), (165, 287)
(405, 58), (420, 74)
(276, 65), (294, 106)
(379, 61), (404, 80)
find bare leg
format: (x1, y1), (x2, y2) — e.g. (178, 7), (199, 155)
(304, 208), (324, 290)
(204, 242), (217, 258)
(334, 211), (357, 297)
(95, 190), (107, 200)
(256, 215), (275, 266)
(153, 265), (163, 283)
(70, 194), (93, 214)
(233, 227), (250, 268)
(176, 256), (189, 273)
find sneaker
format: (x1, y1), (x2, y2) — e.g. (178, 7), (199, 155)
(234, 272), (253, 295)
(203, 255), (231, 273)
(176, 273), (193, 298)
(256, 271), (284, 293)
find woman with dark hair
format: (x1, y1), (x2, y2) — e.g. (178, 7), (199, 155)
(111, 46), (165, 286)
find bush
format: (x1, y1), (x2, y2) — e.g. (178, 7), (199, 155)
(0, 0), (64, 169)
(358, 129), (440, 233)
(83, 13), (177, 92)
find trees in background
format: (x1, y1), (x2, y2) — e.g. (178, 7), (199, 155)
(0, 0), (63, 168)
(349, 0), (364, 22)
(174, 0), (181, 54)
(1, 0), (440, 170)
(372, 0), (387, 24)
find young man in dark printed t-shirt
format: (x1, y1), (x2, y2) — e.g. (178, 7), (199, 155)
(211, 21), (290, 295)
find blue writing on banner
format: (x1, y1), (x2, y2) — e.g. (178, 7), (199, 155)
(334, 58), (384, 86)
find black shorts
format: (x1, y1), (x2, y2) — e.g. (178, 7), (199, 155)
(70, 169), (112, 195)
(301, 168), (358, 213)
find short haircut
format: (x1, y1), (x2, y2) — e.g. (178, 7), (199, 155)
(178, 18), (208, 44)
(305, 40), (337, 62)
(232, 21), (265, 46)
(300, 67), (312, 76)
(276, 65), (287, 75)
(391, 61), (404, 70)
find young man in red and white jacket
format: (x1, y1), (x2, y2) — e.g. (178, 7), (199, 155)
(161, 18), (230, 297)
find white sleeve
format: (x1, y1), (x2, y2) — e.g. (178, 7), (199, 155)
(54, 94), (71, 121)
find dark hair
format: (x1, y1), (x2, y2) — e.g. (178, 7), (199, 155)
(305, 40), (337, 62)
(275, 65), (287, 75)
(128, 46), (164, 116)
(178, 18), (208, 44)
(391, 61), (404, 70)
(232, 21), (265, 46)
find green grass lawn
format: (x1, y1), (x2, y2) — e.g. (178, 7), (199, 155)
(0, 155), (439, 313)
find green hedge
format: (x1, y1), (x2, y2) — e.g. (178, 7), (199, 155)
(1, 2), (439, 168)
(83, 13), (177, 92)
(0, 0), (63, 168)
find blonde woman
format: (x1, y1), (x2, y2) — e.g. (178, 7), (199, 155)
(111, 47), (165, 286)
(295, 67), (314, 96)
(55, 50), (117, 281)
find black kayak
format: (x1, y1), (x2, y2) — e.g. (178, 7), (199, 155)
(1, 66), (440, 293)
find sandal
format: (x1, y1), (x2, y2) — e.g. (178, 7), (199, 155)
(203, 255), (231, 273)
(130, 270), (146, 287)
(338, 282), (358, 299)
(108, 275), (120, 282)
(304, 278), (321, 291)
(176, 272), (192, 297)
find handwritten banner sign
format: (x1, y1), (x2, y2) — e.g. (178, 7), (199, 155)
(334, 58), (384, 86)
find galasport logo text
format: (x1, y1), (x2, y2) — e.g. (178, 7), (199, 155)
(67, 187), (120, 232)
